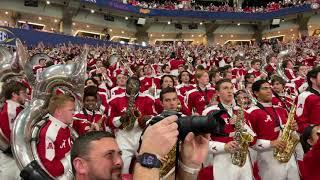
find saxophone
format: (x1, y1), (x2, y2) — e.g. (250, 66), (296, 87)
(273, 105), (300, 163)
(160, 145), (177, 178)
(122, 78), (141, 131)
(231, 105), (254, 167)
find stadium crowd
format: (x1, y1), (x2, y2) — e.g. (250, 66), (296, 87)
(126, 0), (308, 13)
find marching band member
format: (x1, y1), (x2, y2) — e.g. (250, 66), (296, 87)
(247, 60), (267, 81)
(154, 75), (191, 115)
(247, 80), (300, 180)
(300, 125), (320, 179)
(176, 70), (195, 96)
(139, 64), (160, 93)
(283, 59), (297, 81)
(291, 65), (308, 93)
(202, 79), (255, 180)
(186, 69), (216, 115)
(32, 58), (46, 75)
(270, 76), (293, 111)
(264, 53), (277, 75)
(0, 81), (27, 145)
(110, 72), (127, 96)
(106, 77), (156, 174)
(73, 86), (105, 135)
(296, 66), (320, 133)
(37, 94), (75, 178)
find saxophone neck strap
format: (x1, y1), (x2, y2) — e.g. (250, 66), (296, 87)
(256, 102), (283, 131)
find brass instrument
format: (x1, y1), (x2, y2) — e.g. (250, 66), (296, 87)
(273, 105), (299, 163)
(231, 104), (254, 167)
(160, 145), (177, 178)
(120, 60), (134, 76)
(176, 101), (181, 112)
(122, 78), (141, 130)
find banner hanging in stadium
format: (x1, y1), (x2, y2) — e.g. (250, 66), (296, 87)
(81, 0), (312, 20)
(0, 26), (113, 47)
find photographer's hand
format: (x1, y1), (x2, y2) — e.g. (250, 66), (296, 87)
(134, 115), (178, 180)
(181, 132), (210, 168)
(139, 115), (179, 157)
(178, 133), (210, 180)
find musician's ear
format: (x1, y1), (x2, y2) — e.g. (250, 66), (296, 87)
(73, 157), (88, 175)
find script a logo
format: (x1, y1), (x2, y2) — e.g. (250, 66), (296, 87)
(0, 31), (8, 42)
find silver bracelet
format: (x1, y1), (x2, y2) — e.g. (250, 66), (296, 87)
(178, 160), (201, 174)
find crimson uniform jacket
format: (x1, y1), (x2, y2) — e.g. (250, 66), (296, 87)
(176, 83), (195, 96)
(284, 68), (296, 80)
(248, 69), (264, 81)
(73, 108), (106, 135)
(110, 86), (126, 96)
(264, 63), (276, 75)
(32, 64), (44, 74)
(247, 102), (288, 149)
(271, 94), (293, 112)
(185, 86), (215, 115)
(292, 76), (306, 91)
(302, 138), (320, 180)
(37, 115), (72, 177)
(232, 67), (248, 78)
(0, 100), (23, 142)
(106, 93), (156, 130)
(202, 103), (255, 151)
(139, 76), (160, 93)
(296, 88), (320, 133)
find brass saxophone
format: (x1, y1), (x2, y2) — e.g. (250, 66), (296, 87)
(160, 145), (177, 178)
(273, 105), (299, 163)
(122, 78), (141, 131)
(231, 104), (254, 167)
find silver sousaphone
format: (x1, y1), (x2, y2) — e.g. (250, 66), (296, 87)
(12, 46), (88, 180)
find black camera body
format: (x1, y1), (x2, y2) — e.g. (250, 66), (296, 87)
(149, 110), (227, 140)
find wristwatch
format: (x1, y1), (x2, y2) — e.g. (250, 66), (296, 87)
(136, 152), (161, 168)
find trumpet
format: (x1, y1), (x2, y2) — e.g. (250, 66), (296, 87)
(120, 60), (134, 76)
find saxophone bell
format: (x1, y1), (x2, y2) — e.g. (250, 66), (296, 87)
(273, 105), (300, 163)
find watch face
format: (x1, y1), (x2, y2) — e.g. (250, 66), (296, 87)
(142, 155), (155, 166)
